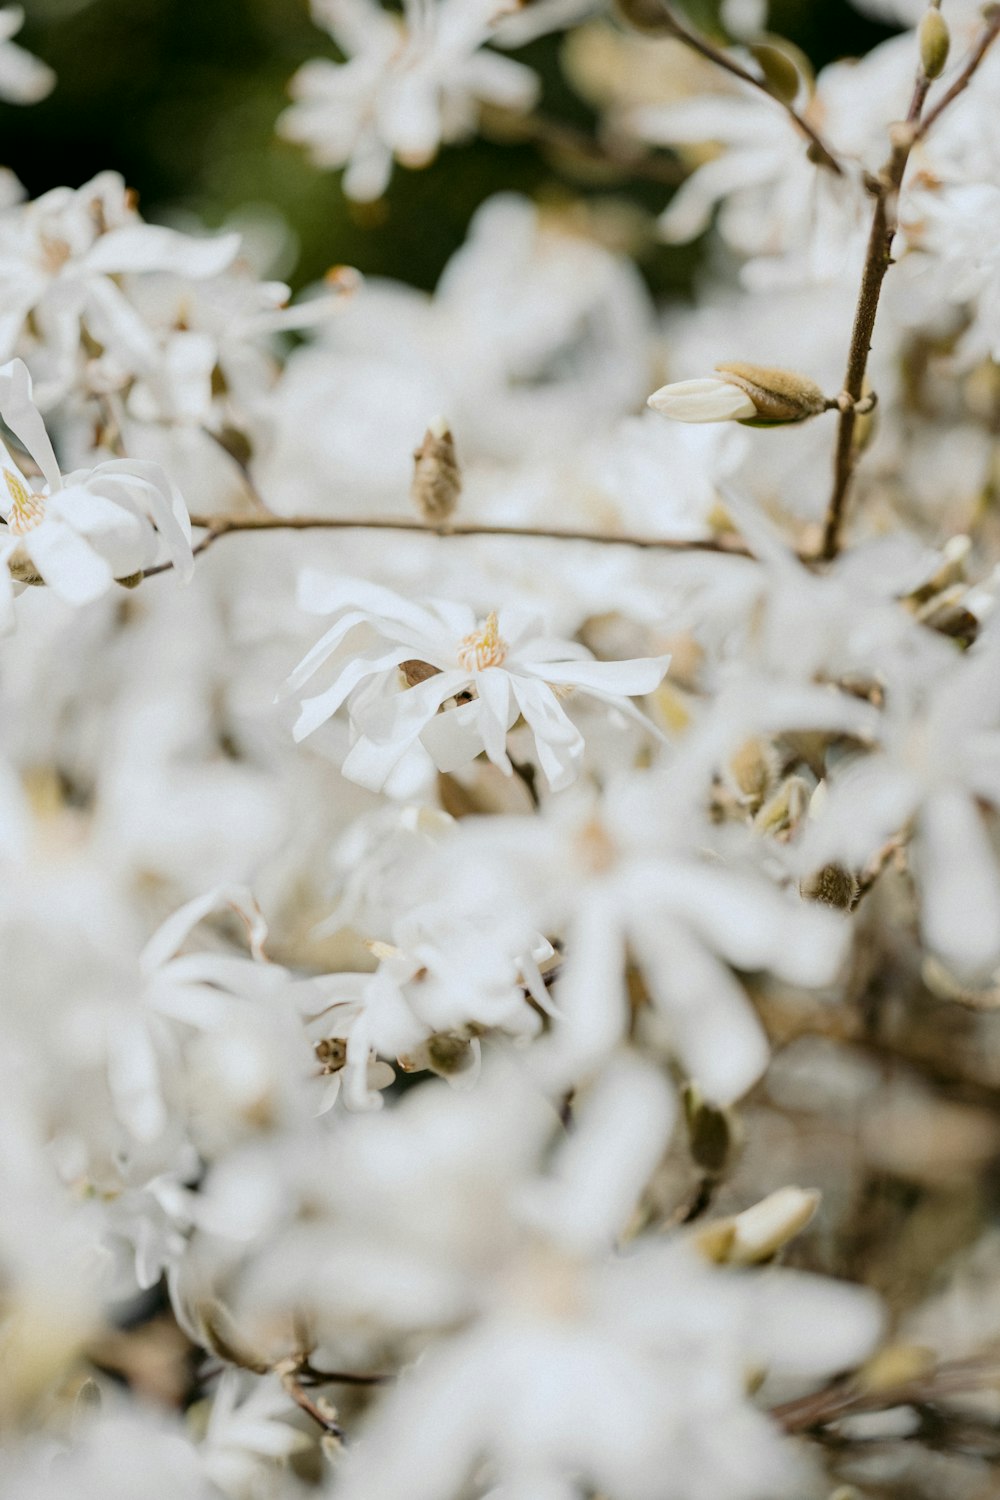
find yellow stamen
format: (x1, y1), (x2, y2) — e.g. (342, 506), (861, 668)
(457, 611), (508, 672)
(4, 470), (45, 536)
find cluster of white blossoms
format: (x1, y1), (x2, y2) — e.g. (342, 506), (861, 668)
(8, 1), (1000, 1498)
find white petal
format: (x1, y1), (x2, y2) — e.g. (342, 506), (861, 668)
(26, 519), (113, 604)
(84, 225), (241, 277)
(647, 378), (757, 424)
(0, 357), (61, 489)
(918, 788), (1000, 977)
(526, 1052), (676, 1253)
(521, 654), (671, 697)
(637, 919), (770, 1105)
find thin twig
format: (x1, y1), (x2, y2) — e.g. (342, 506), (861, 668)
(297, 1358), (390, 1388)
(279, 1368), (345, 1440)
(139, 511), (762, 581)
(633, 0), (843, 176)
(481, 109), (684, 187)
(821, 11), (1000, 560)
(772, 1355), (1000, 1435)
(916, 7), (1000, 140)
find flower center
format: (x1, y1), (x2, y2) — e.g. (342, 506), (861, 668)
(40, 233), (72, 275)
(4, 470), (46, 536)
(457, 611), (507, 672)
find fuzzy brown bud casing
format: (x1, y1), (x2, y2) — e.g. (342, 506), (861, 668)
(714, 362), (829, 424)
(411, 416), (462, 524)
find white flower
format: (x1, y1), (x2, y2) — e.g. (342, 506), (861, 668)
(627, 46), (906, 284)
(302, 909), (555, 1111)
(278, 0), (540, 202)
(0, 7), (54, 105)
(0, 359), (192, 619)
(287, 574), (670, 792)
(402, 773), (850, 1103)
(259, 195), (655, 507)
(648, 376), (758, 424)
(225, 1057), (882, 1500)
(201, 1371), (309, 1496)
(798, 633), (1000, 979)
(0, 171), (241, 406)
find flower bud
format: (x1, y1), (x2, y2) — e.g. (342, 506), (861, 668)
(714, 361), (830, 423)
(919, 8), (950, 80)
(647, 378), (758, 425)
(728, 1185), (820, 1263)
(696, 1186), (820, 1265)
(858, 1342), (935, 1394)
(412, 415), (461, 523)
(802, 862), (858, 910)
(728, 736), (780, 807)
(749, 41), (806, 106)
(648, 364), (829, 426)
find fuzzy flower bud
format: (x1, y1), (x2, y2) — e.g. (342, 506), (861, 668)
(412, 415), (462, 524)
(648, 363), (829, 426)
(714, 362), (830, 423)
(919, 8), (950, 80)
(696, 1187), (821, 1265)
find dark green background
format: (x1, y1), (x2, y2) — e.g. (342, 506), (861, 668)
(4, 0), (898, 294)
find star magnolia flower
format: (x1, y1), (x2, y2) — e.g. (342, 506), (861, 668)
(0, 358), (192, 619)
(0, 6), (54, 105)
(287, 574), (671, 791)
(0, 171), (241, 406)
(279, 0), (539, 202)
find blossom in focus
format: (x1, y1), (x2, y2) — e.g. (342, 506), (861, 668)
(287, 574), (671, 791)
(0, 359), (192, 620)
(278, 0), (540, 202)
(0, 7), (54, 105)
(648, 376), (758, 424)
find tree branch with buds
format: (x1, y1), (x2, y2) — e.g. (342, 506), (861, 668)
(821, 4), (1000, 561)
(138, 510), (763, 580)
(617, 0), (843, 176)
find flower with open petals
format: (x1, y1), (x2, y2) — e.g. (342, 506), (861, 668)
(287, 574), (671, 791)
(0, 358), (192, 621)
(279, 0), (539, 202)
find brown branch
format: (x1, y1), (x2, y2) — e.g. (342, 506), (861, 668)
(821, 11), (1000, 560)
(622, 0), (843, 176)
(772, 1355), (1000, 1435)
(140, 511), (762, 580)
(480, 109), (684, 187)
(297, 1358), (390, 1388)
(279, 1368), (345, 1440)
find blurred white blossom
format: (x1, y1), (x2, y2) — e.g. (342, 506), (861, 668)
(279, 0), (540, 201)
